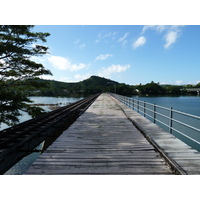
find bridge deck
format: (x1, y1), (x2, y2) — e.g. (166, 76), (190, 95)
(112, 95), (200, 175)
(25, 93), (174, 175)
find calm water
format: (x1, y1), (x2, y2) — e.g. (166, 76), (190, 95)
(0, 96), (83, 131)
(133, 96), (200, 117)
(133, 95), (200, 152)
(3, 96), (83, 175)
(3, 95), (200, 174)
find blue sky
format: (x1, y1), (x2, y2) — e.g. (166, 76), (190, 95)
(32, 25), (200, 85)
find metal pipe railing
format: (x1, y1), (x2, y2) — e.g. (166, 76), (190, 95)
(110, 93), (200, 151)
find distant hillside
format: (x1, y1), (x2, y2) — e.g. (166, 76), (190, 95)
(81, 76), (118, 86)
(29, 76), (199, 97)
(29, 76), (135, 97)
(80, 76), (120, 94)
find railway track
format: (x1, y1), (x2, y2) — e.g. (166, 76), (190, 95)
(0, 93), (100, 174)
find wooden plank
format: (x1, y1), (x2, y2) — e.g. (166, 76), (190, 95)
(113, 96), (200, 174)
(32, 161), (167, 166)
(47, 145), (153, 149)
(26, 166), (172, 175)
(25, 94), (174, 175)
(33, 158), (166, 163)
(36, 155), (161, 159)
(44, 148), (155, 152)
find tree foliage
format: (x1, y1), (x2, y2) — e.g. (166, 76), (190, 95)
(29, 76), (136, 97)
(138, 81), (165, 95)
(0, 25), (52, 126)
(30, 76), (196, 97)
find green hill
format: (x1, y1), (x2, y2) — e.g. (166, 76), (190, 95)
(29, 76), (195, 97)
(80, 76), (119, 94)
(30, 76), (134, 97)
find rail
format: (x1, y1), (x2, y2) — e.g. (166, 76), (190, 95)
(0, 93), (100, 174)
(110, 93), (200, 151)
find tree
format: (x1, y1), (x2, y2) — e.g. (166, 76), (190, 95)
(0, 25), (52, 126)
(163, 85), (182, 95)
(140, 81), (165, 95)
(196, 82), (200, 87)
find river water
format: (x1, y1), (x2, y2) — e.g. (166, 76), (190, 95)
(133, 95), (200, 152)
(3, 96), (83, 175)
(133, 96), (200, 117)
(3, 95), (200, 175)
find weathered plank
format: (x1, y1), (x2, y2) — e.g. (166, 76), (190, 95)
(25, 94), (174, 175)
(112, 94), (200, 174)
(26, 166), (172, 175)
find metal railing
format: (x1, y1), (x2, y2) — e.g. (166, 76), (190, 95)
(110, 93), (200, 151)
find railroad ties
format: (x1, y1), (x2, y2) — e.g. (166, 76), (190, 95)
(25, 93), (174, 175)
(0, 94), (100, 174)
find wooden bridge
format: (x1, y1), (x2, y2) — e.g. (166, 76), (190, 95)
(24, 93), (200, 175)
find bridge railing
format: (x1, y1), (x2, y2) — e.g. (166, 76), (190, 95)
(110, 93), (200, 151)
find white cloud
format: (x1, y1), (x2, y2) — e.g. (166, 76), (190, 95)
(79, 44), (86, 49)
(31, 56), (47, 63)
(133, 36), (146, 49)
(74, 74), (92, 81)
(95, 54), (113, 60)
(174, 80), (184, 85)
(95, 33), (101, 43)
(98, 64), (130, 78)
(112, 32), (117, 40)
(118, 32), (129, 47)
(187, 80), (200, 85)
(118, 32), (129, 42)
(57, 74), (92, 82)
(142, 25), (169, 34)
(74, 38), (86, 49)
(95, 32), (117, 43)
(40, 74), (55, 80)
(164, 31), (179, 49)
(48, 56), (87, 71)
(141, 25), (184, 49)
(57, 77), (73, 82)
(122, 40), (127, 47)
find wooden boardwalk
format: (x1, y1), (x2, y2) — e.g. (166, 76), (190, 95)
(118, 103), (200, 175)
(25, 93), (174, 175)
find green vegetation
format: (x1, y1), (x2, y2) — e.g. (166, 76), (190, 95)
(0, 25), (52, 126)
(136, 81), (185, 96)
(29, 76), (138, 97)
(29, 76), (200, 97)
(137, 81), (165, 95)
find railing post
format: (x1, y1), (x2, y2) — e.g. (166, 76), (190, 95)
(130, 98), (132, 108)
(137, 99), (139, 113)
(132, 98), (134, 109)
(144, 101), (146, 117)
(169, 107), (173, 134)
(153, 103), (156, 123)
